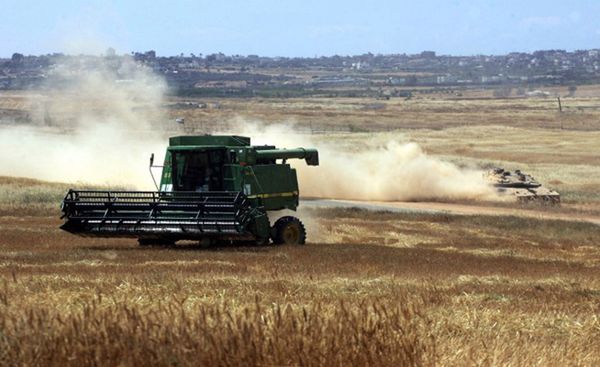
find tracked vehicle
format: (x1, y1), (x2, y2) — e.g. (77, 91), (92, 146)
(485, 168), (560, 204)
(60, 135), (319, 245)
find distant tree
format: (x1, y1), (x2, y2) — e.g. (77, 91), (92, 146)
(11, 53), (24, 63)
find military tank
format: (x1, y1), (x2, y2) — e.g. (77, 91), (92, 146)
(485, 168), (560, 204)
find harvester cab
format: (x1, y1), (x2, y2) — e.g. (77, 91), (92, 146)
(60, 135), (319, 246)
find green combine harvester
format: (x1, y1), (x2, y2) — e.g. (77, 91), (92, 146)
(60, 135), (319, 246)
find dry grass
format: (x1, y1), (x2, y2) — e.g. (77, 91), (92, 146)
(0, 177), (130, 216)
(0, 294), (425, 366)
(0, 176), (68, 216)
(8, 89), (600, 131)
(163, 95), (600, 132)
(1, 198), (599, 365)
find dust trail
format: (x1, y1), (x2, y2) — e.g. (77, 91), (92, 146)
(227, 119), (497, 202)
(0, 61), (495, 200)
(0, 56), (168, 188)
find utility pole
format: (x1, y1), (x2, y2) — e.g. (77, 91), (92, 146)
(557, 97), (563, 130)
(557, 97), (562, 112)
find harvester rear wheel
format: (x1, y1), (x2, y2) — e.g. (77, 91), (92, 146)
(272, 216), (306, 245)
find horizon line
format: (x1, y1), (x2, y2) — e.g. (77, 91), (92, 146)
(3, 47), (600, 60)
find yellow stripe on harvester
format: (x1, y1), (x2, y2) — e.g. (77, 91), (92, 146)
(248, 191), (298, 199)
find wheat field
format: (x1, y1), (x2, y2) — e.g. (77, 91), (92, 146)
(0, 179), (599, 365)
(1, 91), (600, 365)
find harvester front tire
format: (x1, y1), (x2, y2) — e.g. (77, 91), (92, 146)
(272, 216), (306, 245)
(255, 237), (270, 246)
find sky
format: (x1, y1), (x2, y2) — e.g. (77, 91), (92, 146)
(1, 0), (600, 57)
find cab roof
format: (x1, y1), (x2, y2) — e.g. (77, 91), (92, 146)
(169, 135), (251, 147)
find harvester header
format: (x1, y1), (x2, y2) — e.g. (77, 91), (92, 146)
(60, 135), (319, 246)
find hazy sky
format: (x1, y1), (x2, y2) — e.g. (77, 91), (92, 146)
(2, 0), (599, 57)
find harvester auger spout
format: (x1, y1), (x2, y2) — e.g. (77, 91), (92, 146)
(255, 148), (319, 166)
(60, 135), (319, 246)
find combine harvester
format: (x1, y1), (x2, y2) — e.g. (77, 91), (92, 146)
(60, 135), (319, 246)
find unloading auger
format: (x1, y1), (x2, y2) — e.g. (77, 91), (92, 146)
(60, 135), (319, 246)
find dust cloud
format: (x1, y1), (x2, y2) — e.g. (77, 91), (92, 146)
(0, 60), (495, 201)
(0, 57), (168, 188)
(228, 119), (497, 202)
